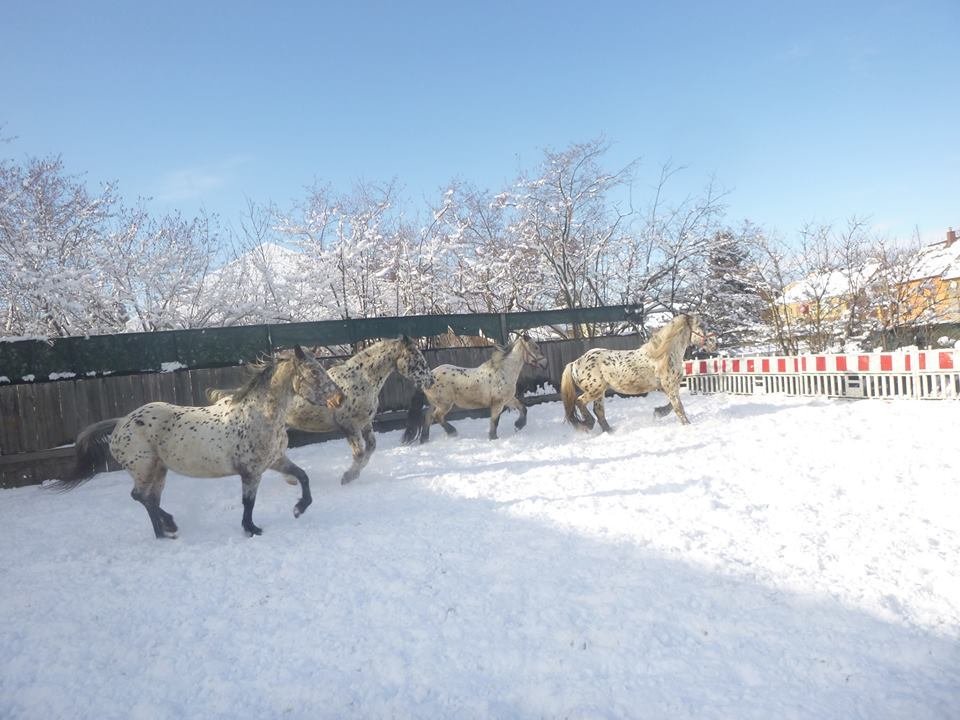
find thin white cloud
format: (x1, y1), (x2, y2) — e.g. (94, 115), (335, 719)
(154, 155), (252, 202)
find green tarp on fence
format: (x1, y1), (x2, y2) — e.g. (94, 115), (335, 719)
(0, 306), (642, 384)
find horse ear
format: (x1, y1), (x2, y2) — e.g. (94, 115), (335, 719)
(294, 345), (307, 361)
(521, 331), (531, 341)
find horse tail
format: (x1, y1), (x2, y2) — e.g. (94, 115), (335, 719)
(560, 362), (584, 428)
(48, 419), (119, 492)
(401, 389), (427, 445)
(206, 387), (235, 404)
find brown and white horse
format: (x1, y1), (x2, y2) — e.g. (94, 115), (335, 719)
(210, 336), (434, 486)
(52, 347), (344, 538)
(402, 333), (548, 443)
(561, 314), (711, 431)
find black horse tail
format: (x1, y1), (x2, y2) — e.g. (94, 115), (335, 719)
(401, 389), (427, 445)
(47, 419), (119, 492)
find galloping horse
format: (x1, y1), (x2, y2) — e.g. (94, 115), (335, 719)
(561, 314), (710, 432)
(210, 336), (434, 486)
(51, 347), (344, 538)
(402, 333), (548, 443)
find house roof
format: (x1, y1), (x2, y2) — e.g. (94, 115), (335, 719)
(781, 236), (960, 303)
(909, 239), (960, 281)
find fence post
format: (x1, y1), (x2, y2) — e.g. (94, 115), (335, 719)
(498, 313), (509, 345)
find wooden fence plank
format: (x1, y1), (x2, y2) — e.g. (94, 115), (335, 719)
(14, 384), (43, 454)
(172, 369), (195, 405)
(0, 385), (24, 455)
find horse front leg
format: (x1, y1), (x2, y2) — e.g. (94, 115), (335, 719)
(664, 387), (691, 425)
(240, 473), (263, 536)
(271, 455), (312, 518)
(362, 425), (377, 464)
(506, 395), (528, 430)
(489, 402), (506, 440)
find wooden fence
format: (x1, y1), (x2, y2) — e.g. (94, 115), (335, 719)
(0, 335), (642, 487)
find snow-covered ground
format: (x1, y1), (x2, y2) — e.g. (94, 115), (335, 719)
(2, 394), (958, 719)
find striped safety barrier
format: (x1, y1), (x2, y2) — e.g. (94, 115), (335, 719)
(684, 349), (960, 400)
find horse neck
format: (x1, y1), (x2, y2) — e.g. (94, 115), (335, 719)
(497, 343), (526, 382)
(347, 342), (401, 392)
(660, 325), (692, 369)
(241, 361), (297, 423)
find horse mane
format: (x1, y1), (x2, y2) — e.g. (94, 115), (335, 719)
(229, 357), (278, 403)
(487, 341), (514, 370)
(342, 338), (396, 368)
(643, 315), (693, 362)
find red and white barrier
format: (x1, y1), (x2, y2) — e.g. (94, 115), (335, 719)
(684, 350), (960, 400)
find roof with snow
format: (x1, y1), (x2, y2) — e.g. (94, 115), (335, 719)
(781, 238), (960, 304)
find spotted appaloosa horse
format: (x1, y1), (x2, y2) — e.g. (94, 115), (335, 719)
(51, 347), (344, 538)
(210, 336), (434, 486)
(560, 314), (711, 431)
(402, 333), (548, 443)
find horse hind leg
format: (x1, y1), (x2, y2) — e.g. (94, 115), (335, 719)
(419, 405), (435, 444)
(573, 391), (598, 431)
(653, 402), (673, 418)
(434, 403), (458, 437)
(129, 460), (176, 539)
(272, 456), (312, 518)
(341, 426), (375, 485)
(593, 397), (614, 433)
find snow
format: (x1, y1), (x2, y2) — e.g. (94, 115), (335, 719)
(2, 394), (958, 718)
(160, 361), (187, 372)
(781, 264), (878, 304)
(910, 241), (960, 281)
(47, 371), (76, 380)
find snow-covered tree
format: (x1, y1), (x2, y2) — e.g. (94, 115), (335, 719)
(696, 225), (767, 350)
(0, 155), (124, 336)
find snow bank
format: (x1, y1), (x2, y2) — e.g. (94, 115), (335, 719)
(1, 395), (957, 718)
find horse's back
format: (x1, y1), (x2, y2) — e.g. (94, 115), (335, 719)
(577, 347), (659, 395)
(110, 401), (243, 478)
(428, 363), (506, 410)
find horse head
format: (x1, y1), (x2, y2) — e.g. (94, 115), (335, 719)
(292, 345), (345, 408)
(395, 336), (435, 389)
(686, 315), (716, 352)
(517, 332), (549, 370)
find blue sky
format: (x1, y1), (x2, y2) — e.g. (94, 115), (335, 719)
(3, 0), (958, 243)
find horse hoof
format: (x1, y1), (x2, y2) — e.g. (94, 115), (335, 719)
(293, 502), (311, 518)
(285, 477), (299, 486)
(340, 475), (354, 486)
(244, 525), (263, 537)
